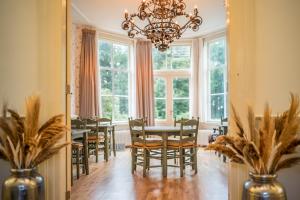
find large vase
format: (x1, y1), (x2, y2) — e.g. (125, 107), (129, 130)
(242, 173), (287, 200)
(31, 168), (45, 200)
(2, 169), (39, 200)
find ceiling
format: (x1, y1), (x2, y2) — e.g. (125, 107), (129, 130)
(72, 0), (226, 38)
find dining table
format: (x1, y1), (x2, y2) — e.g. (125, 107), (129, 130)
(71, 128), (91, 175)
(144, 126), (181, 177)
(85, 123), (116, 161)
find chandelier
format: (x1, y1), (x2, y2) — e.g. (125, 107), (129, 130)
(121, 0), (203, 51)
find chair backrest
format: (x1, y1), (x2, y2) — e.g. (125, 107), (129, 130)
(179, 117), (199, 145)
(128, 118), (146, 145)
(130, 116), (148, 126)
(174, 117), (189, 127)
(83, 118), (99, 136)
(71, 119), (86, 129)
(97, 117), (112, 125)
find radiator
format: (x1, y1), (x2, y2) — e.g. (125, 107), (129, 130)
(115, 130), (131, 150)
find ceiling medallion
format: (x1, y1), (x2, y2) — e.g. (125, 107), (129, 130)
(121, 0), (203, 51)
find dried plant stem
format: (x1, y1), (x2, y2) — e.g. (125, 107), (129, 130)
(206, 93), (300, 175)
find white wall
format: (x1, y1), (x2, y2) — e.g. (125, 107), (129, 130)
(0, 0), (68, 199)
(228, 0), (300, 199)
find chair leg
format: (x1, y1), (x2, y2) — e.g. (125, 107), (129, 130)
(131, 148), (135, 174)
(174, 150), (177, 164)
(179, 148), (184, 177)
(193, 147), (198, 174)
(76, 149), (80, 179)
(109, 133), (112, 156)
(191, 148), (194, 170)
(112, 128), (116, 157)
(104, 130), (109, 162)
(143, 149), (147, 177)
(81, 148), (85, 174)
(146, 150), (150, 170)
(95, 141), (99, 163)
(183, 149), (186, 170)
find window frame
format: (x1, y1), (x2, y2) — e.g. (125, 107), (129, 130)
(205, 36), (228, 122)
(98, 39), (133, 123)
(152, 44), (192, 124)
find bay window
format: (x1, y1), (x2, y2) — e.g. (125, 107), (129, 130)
(206, 37), (227, 121)
(152, 45), (191, 124)
(99, 40), (130, 122)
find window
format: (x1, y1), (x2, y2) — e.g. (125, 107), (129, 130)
(99, 40), (130, 122)
(207, 37), (227, 121)
(173, 78), (189, 119)
(153, 46), (191, 70)
(154, 77), (166, 119)
(152, 45), (191, 124)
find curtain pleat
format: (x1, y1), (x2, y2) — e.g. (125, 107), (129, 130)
(136, 40), (155, 125)
(79, 29), (99, 118)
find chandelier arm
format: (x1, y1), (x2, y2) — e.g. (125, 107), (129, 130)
(130, 22), (144, 33)
(121, 0), (202, 51)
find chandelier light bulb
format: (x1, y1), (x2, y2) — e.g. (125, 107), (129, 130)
(124, 9), (128, 18)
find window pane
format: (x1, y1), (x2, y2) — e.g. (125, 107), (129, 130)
(154, 78), (166, 98)
(100, 69), (112, 95)
(113, 44), (128, 69)
(113, 71), (128, 95)
(153, 48), (167, 70)
(209, 39), (225, 67)
(113, 96), (128, 121)
(166, 49), (172, 69)
(173, 99), (189, 119)
(210, 68), (224, 94)
(99, 41), (112, 68)
(101, 96), (113, 119)
(171, 46), (191, 69)
(155, 99), (166, 119)
(173, 78), (189, 98)
(210, 95), (224, 120)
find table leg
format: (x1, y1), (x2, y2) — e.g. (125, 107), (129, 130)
(112, 126), (116, 157)
(162, 132), (167, 177)
(83, 132), (89, 175)
(104, 128), (109, 162)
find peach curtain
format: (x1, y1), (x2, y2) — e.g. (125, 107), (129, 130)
(79, 29), (99, 118)
(136, 40), (155, 125)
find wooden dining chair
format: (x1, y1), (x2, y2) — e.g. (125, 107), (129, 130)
(71, 119), (87, 183)
(84, 118), (106, 162)
(71, 142), (84, 184)
(96, 117), (116, 157)
(171, 117), (190, 164)
(128, 118), (163, 177)
(168, 118), (199, 177)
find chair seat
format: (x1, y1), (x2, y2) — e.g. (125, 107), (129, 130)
(88, 135), (105, 141)
(72, 142), (83, 148)
(133, 138), (163, 148)
(167, 139), (196, 148)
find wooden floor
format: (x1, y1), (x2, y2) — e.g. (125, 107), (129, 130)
(71, 148), (228, 200)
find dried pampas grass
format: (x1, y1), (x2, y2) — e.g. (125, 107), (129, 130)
(0, 96), (69, 169)
(206, 93), (300, 174)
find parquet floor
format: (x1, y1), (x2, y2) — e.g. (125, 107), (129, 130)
(71, 148), (228, 200)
